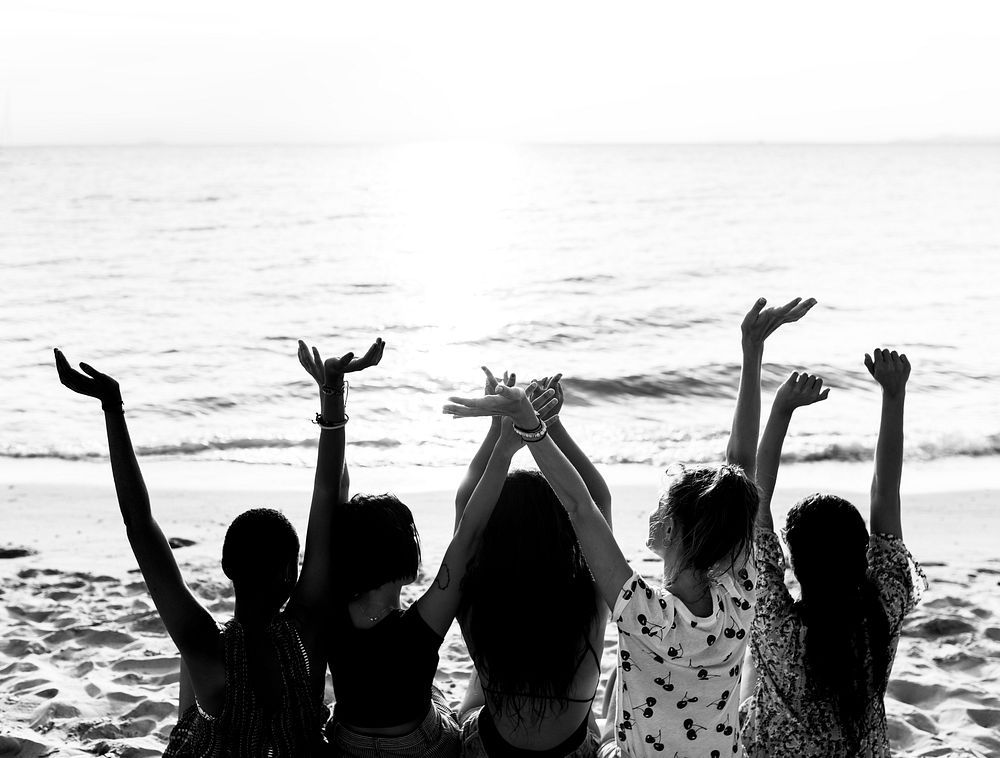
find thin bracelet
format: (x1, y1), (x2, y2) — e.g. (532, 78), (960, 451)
(313, 412), (349, 430)
(321, 380), (348, 398)
(102, 400), (125, 414)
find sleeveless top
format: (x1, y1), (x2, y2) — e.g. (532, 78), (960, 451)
(164, 616), (329, 758)
(328, 605), (443, 728)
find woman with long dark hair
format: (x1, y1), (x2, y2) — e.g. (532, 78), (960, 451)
(453, 371), (610, 757)
(743, 351), (925, 757)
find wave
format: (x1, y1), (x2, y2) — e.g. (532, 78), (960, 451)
(1, 435), (404, 461)
(564, 363), (873, 401)
(3, 434), (996, 466)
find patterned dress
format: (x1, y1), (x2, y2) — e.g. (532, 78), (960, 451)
(742, 528), (926, 758)
(164, 617), (329, 758)
(610, 558), (757, 758)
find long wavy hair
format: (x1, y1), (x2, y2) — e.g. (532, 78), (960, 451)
(458, 470), (599, 724)
(784, 494), (890, 745)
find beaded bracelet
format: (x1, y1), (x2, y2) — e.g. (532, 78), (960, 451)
(313, 412), (349, 430)
(513, 417), (548, 443)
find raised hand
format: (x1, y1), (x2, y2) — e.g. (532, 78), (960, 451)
(864, 349), (910, 399)
(54, 349), (122, 409)
(484, 366), (516, 396)
(741, 297), (817, 349)
(445, 382), (556, 428)
(297, 337), (385, 387)
(774, 372), (830, 412)
(529, 374), (564, 422)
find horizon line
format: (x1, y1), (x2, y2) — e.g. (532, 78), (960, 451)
(3, 137), (1000, 149)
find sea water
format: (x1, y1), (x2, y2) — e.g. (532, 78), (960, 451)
(2, 143), (998, 470)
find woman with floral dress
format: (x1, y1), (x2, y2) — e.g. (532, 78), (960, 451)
(743, 350), (926, 757)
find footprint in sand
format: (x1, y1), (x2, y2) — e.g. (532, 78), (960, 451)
(0, 638), (48, 657)
(5, 606), (54, 623)
(124, 700), (176, 721)
(888, 678), (945, 707)
(31, 700), (82, 728)
(906, 616), (977, 638)
(967, 708), (1000, 729)
(10, 678), (54, 694)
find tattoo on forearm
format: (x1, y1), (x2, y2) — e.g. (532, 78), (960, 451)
(435, 563), (451, 590)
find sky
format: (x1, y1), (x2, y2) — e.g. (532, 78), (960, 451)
(1, 0), (999, 145)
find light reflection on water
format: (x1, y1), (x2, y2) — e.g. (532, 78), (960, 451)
(2, 143), (998, 468)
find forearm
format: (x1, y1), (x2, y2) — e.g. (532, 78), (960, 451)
(313, 389), (347, 498)
(524, 434), (596, 518)
(872, 394), (905, 495)
(548, 420), (612, 523)
(455, 420), (503, 525)
(726, 344), (763, 474)
(755, 406), (793, 530)
(104, 409), (154, 529)
(454, 441), (516, 544)
(870, 393), (905, 536)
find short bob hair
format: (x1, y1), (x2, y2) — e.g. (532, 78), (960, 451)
(331, 493), (420, 601)
(221, 507), (300, 583)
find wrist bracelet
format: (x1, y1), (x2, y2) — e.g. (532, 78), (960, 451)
(321, 380), (349, 400)
(102, 400), (125, 414)
(313, 412), (349, 430)
(513, 417), (547, 443)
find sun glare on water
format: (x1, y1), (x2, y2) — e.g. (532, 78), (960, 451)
(380, 141), (524, 342)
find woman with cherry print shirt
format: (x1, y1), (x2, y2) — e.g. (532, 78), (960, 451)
(616, 561), (755, 754)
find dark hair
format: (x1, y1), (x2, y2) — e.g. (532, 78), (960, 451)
(331, 493), (421, 601)
(654, 464), (758, 576)
(458, 470), (600, 725)
(784, 493), (890, 745)
(222, 508), (300, 583)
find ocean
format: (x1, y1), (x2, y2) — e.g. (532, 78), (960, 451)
(2, 143), (998, 471)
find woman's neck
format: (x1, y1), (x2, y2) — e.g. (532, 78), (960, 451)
(348, 583), (402, 628)
(664, 565), (713, 616)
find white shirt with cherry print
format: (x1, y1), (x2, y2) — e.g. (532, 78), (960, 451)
(611, 559), (756, 758)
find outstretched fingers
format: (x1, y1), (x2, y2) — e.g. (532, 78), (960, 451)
(353, 338), (385, 370)
(742, 297), (767, 329)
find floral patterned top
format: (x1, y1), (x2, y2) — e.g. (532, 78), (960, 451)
(611, 557), (756, 758)
(742, 528), (926, 758)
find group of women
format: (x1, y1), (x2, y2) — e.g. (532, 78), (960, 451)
(53, 296), (924, 758)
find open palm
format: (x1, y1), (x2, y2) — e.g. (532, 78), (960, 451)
(54, 349), (122, 407)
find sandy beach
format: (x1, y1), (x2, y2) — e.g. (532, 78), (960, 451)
(2, 455), (999, 757)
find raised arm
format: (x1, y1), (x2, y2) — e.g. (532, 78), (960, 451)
(453, 368), (515, 532)
(865, 349), (910, 539)
(291, 338), (384, 613)
(54, 350), (218, 661)
(756, 372), (830, 530)
(726, 297), (817, 475)
(415, 419), (524, 637)
(530, 374), (612, 526)
(445, 385), (630, 611)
